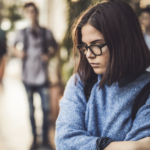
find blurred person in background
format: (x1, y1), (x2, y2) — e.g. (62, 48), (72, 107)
(0, 28), (6, 88)
(140, 7), (150, 71)
(13, 2), (58, 150)
(140, 7), (150, 50)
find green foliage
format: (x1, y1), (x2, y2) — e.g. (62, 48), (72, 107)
(6, 4), (23, 30)
(7, 4), (22, 22)
(0, 1), (23, 31)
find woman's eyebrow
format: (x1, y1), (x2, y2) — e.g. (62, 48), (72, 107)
(81, 39), (104, 45)
(91, 39), (104, 44)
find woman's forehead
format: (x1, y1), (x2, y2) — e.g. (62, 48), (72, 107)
(81, 24), (104, 43)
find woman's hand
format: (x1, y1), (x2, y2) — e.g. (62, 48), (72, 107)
(136, 137), (150, 150)
(104, 141), (136, 150)
(104, 137), (150, 150)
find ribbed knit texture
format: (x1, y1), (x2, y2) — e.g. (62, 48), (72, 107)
(55, 72), (150, 150)
(96, 137), (113, 150)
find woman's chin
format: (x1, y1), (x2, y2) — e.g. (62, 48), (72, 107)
(93, 68), (105, 75)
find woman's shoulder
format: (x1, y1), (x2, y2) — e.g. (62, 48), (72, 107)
(60, 73), (88, 105)
(137, 71), (150, 83)
(131, 71), (150, 88)
(64, 73), (85, 95)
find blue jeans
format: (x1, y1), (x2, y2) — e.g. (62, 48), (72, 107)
(24, 83), (50, 143)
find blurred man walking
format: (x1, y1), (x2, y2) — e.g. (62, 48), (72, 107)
(0, 28), (6, 85)
(140, 7), (150, 49)
(140, 7), (150, 71)
(13, 2), (58, 150)
(0, 28), (6, 86)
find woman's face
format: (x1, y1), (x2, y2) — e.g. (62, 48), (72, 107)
(81, 24), (110, 75)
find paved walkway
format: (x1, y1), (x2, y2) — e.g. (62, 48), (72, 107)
(0, 58), (46, 150)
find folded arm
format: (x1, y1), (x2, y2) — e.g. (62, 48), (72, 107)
(55, 75), (99, 150)
(104, 95), (150, 150)
(55, 75), (150, 150)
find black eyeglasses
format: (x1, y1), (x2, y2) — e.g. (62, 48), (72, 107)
(77, 43), (107, 56)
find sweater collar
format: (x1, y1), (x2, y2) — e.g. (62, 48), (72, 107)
(98, 71), (146, 87)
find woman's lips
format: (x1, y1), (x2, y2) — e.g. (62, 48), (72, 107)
(90, 63), (100, 68)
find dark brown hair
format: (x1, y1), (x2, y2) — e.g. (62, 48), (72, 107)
(23, 2), (38, 13)
(73, 0), (150, 88)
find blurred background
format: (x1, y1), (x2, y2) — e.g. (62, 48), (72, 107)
(0, 0), (149, 150)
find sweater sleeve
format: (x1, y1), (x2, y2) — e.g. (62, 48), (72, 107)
(124, 95), (150, 141)
(55, 75), (99, 150)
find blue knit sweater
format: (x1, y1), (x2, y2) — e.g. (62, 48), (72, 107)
(55, 72), (150, 150)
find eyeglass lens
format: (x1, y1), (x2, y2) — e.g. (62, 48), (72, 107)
(79, 45), (102, 55)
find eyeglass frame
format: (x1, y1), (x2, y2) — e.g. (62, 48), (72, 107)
(77, 43), (107, 56)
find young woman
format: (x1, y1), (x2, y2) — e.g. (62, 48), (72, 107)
(55, 0), (150, 149)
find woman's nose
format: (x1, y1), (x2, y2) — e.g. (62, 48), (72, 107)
(86, 48), (95, 58)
